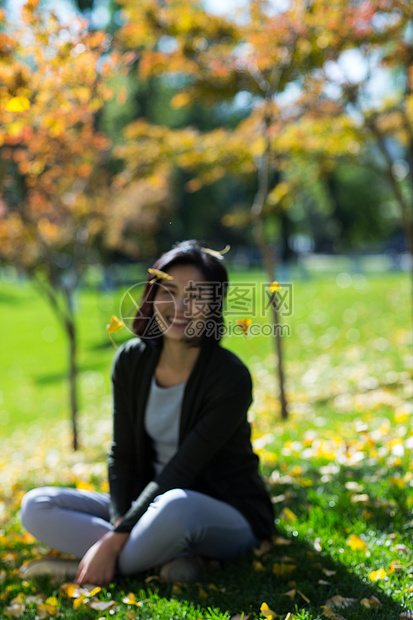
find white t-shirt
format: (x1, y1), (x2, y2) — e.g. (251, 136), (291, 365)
(144, 377), (186, 474)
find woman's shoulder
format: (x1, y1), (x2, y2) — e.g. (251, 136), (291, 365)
(111, 337), (154, 375)
(114, 336), (146, 360)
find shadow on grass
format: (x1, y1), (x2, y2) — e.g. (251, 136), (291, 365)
(112, 536), (408, 620)
(33, 372), (68, 386)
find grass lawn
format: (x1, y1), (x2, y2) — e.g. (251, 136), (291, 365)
(0, 269), (412, 619)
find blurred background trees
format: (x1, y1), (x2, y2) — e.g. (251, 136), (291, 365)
(1, 0), (411, 444)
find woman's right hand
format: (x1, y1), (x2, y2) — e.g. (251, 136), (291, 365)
(75, 530), (129, 586)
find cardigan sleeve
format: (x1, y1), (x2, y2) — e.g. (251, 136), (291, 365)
(107, 340), (146, 525)
(113, 359), (253, 533)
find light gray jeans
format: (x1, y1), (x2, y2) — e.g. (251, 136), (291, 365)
(20, 487), (257, 575)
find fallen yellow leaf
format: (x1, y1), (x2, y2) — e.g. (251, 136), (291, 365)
(346, 533), (367, 551)
(279, 507), (297, 522)
(322, 568), (336, 577)
(122, 593), (141, 606)
(272, 563), (296, 577)
(36, 602), (59, 618)
(73, 595), (86, 610)
(260, 601), (278, 618)
(369, 568), (387, 581)
(272, 535), (291, 546)
(297, 589), (310, 604)
(360, 595), (381, 608)
(324, 594), (357, 609)
(254, 540), (272, 556)
(253, 560), (266, 572)
(88, 600), (116, 611)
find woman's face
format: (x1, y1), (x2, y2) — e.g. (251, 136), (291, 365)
(153, 264), (210, 342)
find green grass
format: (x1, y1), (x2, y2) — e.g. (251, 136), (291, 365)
(0, 270), (412, 619)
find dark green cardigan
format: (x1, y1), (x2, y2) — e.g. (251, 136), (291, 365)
(108, 337), (275, 541)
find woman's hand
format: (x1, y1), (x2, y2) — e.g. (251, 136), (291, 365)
(75, 531), (129, 586)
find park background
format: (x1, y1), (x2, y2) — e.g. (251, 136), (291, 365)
(0, 0), (413, 619)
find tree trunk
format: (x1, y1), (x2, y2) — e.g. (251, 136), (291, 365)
(271, 292), (288, 420)
(66, 316), (79, 451)
(370, 122), (413, 346)
(251, 154), (288, 419)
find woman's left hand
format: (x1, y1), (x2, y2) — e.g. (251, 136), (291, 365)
(75, 531), (129, 586)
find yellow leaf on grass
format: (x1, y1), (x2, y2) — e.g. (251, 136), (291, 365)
(123, 592), (145, 606)
(388, 561), (403, 573)
(279, 507), (297, 522)
(171, 583), (181, 595)
(73, 596), (86, 610)
(272, 563), (296, 577)
(253, 560), (266, 572)
(346, 534), (367, 551)
(89, 600), (116, 611)
(260, 602), (278, 618)
(36, 602), (59, 618)
(297, 589), (311, 604)
(324, 594), (357, 609)
(6, 96), (30, 112)
(272, 535), (291, 546)
(360, 595), (382, 608)
(254, 539), (272, 556)
(59, 583), (77, 598)
(369, 568), (387, 581)
(322, 568), (336, 577)
(87, 586), (101, 597)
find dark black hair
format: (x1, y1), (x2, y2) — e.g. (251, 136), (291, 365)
(132, 240), (229, 345)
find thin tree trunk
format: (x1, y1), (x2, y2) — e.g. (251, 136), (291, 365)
(369, 120), (413, 346)
(66, 316), (79, 451)
(33, 275), (80, 450)
(251, 122), (288, 419)
(63, 286), (79, 451)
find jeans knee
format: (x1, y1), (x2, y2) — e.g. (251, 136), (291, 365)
(152, 489), (200, 533)
(20, 487), (54, 532)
